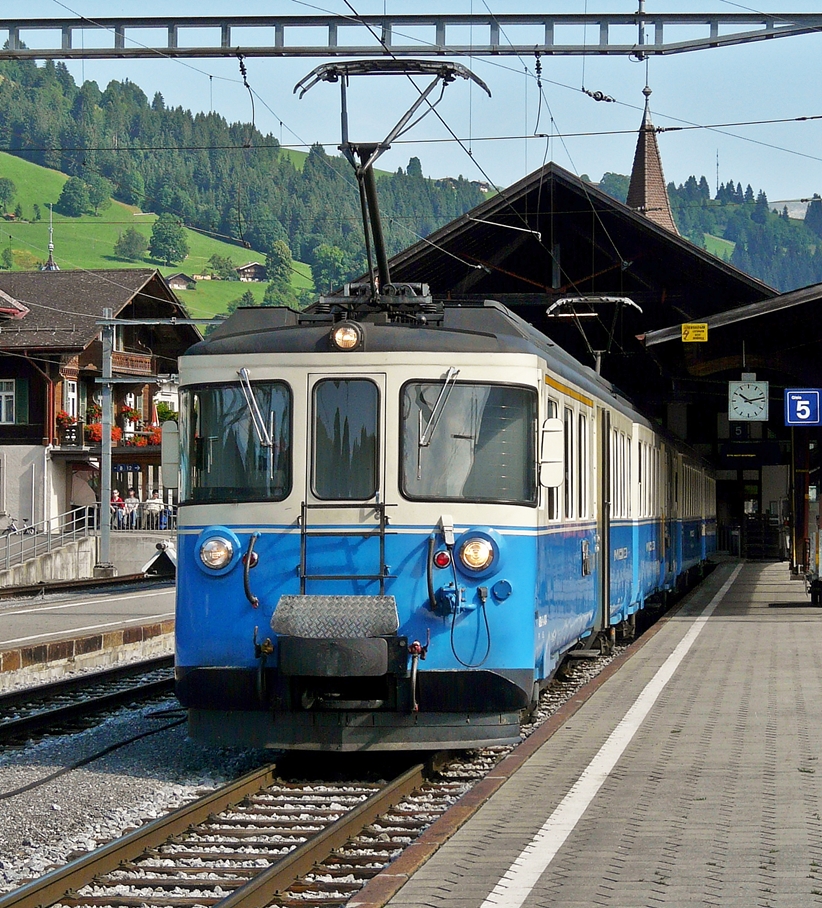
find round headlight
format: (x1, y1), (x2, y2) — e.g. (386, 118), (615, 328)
(200, 536), (234, 570)
(330, 322), (362, 351)
(459, 537), (495, 571)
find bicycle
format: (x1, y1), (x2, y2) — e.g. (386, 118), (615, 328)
(1, 516), (35, 536)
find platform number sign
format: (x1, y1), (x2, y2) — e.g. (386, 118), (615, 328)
(785, 389), (822, 426)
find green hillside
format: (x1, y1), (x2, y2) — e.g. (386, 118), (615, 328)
(0, 151), (314, 318)
(704, 234), (735, 261)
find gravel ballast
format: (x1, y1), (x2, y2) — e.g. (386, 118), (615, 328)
(0, 645), (623, 895)
(0, 699), (269, 891)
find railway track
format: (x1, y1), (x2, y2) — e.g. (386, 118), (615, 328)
(0, 656), (174, 744)
(0, 574), (173, 601)
(0, 589), (689, 907)
(0, 752), (493, 908)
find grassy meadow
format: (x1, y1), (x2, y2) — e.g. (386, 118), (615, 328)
(0, 151), (315, 318)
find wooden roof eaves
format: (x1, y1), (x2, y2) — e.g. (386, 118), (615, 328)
(0, 269), (197, 352)
(643, 281), (822, 347)
(388, 163), (777, 301)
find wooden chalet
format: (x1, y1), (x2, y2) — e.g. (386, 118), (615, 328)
(0, 269), (200, 527)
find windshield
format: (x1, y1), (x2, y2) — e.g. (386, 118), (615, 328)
(312, 378), (379, 500)
(401, 381), (537, 504)
(180, 382), (291, 503)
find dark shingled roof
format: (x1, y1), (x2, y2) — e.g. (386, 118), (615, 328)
(0, 269), (194, 352)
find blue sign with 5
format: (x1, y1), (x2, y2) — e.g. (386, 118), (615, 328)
(785, 389), (822, 426)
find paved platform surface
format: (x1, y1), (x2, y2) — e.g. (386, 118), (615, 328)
(370, 561), (822, 908)
(0, 582), (175, 685)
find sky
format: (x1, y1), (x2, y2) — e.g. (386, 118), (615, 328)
(13, 1), (822, 210)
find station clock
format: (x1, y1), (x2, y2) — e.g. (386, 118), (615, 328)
(728, 380), (769, 421)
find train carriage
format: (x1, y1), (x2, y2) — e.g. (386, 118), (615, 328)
(165, 294), (716, 751)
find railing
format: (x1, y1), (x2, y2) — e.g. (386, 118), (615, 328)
(0, 504), (177, 572)
(109, 502), (177, 533)
(0, 506), (96, 572)
(111, 349), (154, 376)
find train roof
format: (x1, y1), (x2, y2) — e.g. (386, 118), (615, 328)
(186, 300), (650, 426)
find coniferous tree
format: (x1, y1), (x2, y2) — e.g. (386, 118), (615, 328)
(265, 240), (293, 287)
(55, 176), (89, 216)
(805, 195), (822, 239)
(0, 178), (15, 213)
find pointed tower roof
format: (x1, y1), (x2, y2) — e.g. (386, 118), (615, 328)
(41, 204), (60, 271)
(626, 86), (678, 235)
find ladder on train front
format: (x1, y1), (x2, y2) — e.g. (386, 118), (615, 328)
(299, 502), (395, 595)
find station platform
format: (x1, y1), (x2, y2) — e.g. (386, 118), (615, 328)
(0, 581), (174, 689)
(353, 560), (822, 908)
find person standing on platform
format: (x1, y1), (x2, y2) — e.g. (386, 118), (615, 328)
(144, 489), (163, 530)
(110, 489), (124, 528)
(124, 488), (140, 528)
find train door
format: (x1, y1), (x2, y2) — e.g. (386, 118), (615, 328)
(597, 407), (611, 631)
(301, 373), (388, 594)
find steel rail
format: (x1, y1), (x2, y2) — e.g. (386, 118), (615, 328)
(0, 763), (282, 908)
(0, 573), (172, 600)
(0, 677), (174, 743)
(215, 762), (426, 908)
(0, 760), (427, 908)
(0, 655), (173, 710)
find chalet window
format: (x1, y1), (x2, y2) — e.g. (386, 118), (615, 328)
(64, 381), (78, 419)
(0, 381), (14, 424)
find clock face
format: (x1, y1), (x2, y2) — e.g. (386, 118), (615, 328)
(728, 381), (769, 421)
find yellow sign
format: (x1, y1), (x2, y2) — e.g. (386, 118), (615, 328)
(681, 322), (708, 342)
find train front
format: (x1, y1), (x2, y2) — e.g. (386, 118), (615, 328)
(172, 304), (544, 751)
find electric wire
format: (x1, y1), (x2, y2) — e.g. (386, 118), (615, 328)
(22, 0), (822, 314)
(0, 717), (185, 801)
(474, 1), (629, 352)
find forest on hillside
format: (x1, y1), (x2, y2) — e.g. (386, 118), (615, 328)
(0, 57), (484, 290)
(2, 57), (818, 297)
(599, 171), (822, 292)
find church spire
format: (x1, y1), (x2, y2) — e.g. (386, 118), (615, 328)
(626, 84), (678, 235)
(41, 204), (60, 271)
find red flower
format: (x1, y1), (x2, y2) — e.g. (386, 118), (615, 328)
(120, 405), (141, 422)
(84, 423), (122, 443)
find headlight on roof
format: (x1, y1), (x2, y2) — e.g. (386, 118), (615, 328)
(330, 321), (363, 351)
(199, 536), (234, 570)
(459, 537), (495, 572)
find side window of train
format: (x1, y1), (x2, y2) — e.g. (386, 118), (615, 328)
(313, 378), (379, 501)
(610, 428), (620, 519)
(578, 412), (588, 519)
(638, 440), (645, 518)
(564, 407), (575, 520)
(610, 427), (629, 519)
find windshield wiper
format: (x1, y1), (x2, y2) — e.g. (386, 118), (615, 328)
(417, 367), (459, 480)
(419, 367), (460, 447)
(237, 368), (273, 448)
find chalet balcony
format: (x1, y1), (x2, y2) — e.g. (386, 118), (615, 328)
(111, 350), (155, 376)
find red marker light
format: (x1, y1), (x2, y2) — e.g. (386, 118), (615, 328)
(433, 550), (452, 569)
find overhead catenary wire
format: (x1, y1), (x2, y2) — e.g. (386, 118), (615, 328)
(20, 0), (820, 312)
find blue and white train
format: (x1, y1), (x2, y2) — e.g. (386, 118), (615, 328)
(165, 285), (715, 751)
